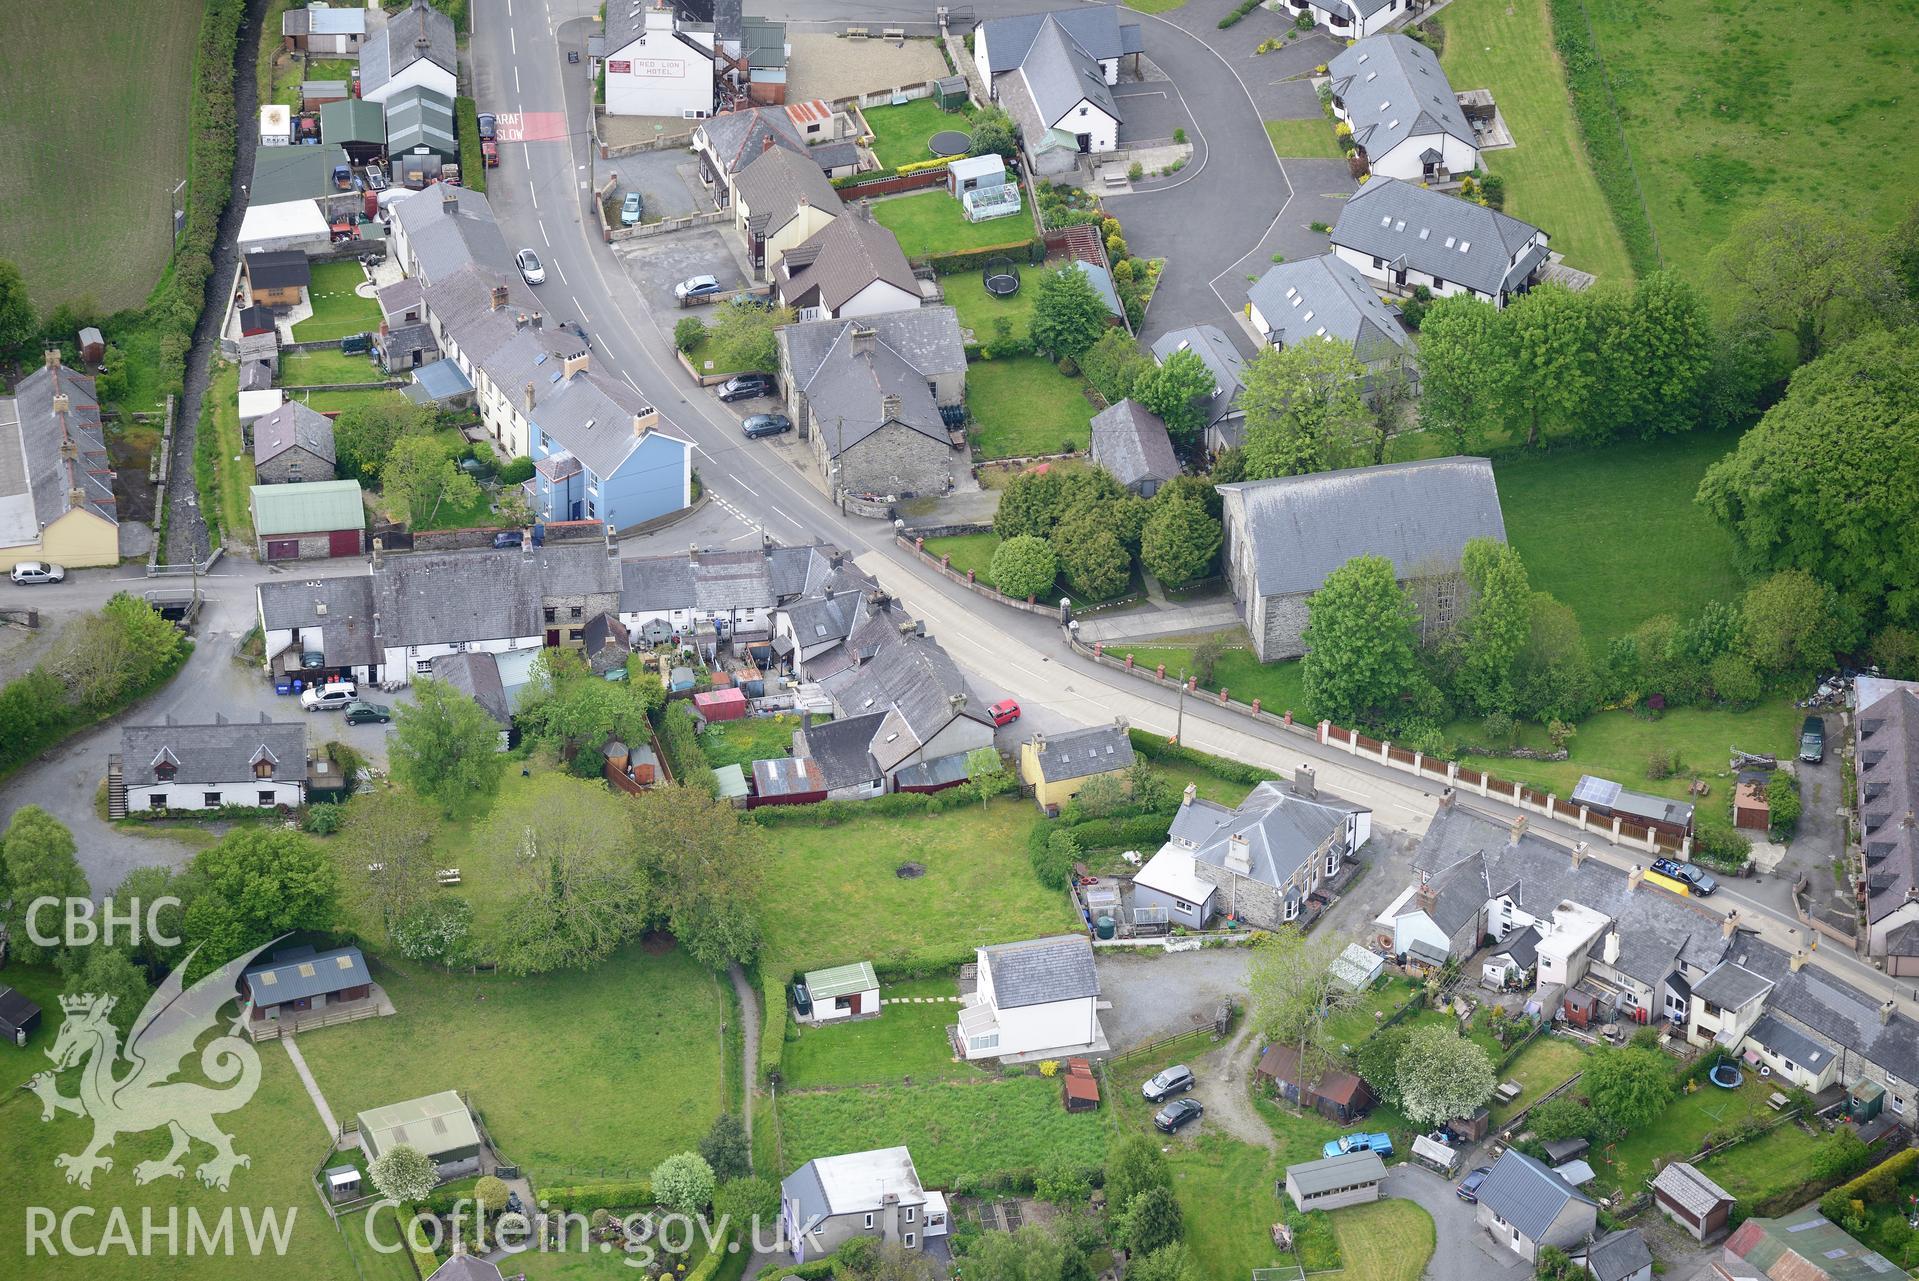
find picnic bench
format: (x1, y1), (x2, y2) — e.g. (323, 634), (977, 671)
(1496, 1081), (1524, 1104)
(436, 867), (462, 886)
(1767, 1090), (1791, 1111)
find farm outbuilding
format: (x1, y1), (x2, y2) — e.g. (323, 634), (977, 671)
(751, 756), (826, 807)
(797, 961), (880, 1024)
(1284, 1150), (1385, 1212)
(356, 1091), (482, 1179)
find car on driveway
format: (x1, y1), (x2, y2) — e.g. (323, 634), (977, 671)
(742, 413), (792, 439)
(344, 700), (392, 725)
(716, 373), (775, 402)
(1455, 1167), (1492, 1203)
(9, 561), (66, 585)
(989, 699), (1021, 727)
(621, 191), (643, 226)
(300, 682), (358, 712)
(517, 248), (545, 285)
(1652, 856), (1717, 896)
(1800, 715), (1826, 764)
(675, 274), (722, 301)
(1153, 1097), (1203, 1133)
(1142, 1065), (1196, 1102)
(477, 112), (497, 140)
(1322, 1131), (1393, 1159)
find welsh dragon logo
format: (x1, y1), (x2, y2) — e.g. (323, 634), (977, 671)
(27, 940), (277, 1191)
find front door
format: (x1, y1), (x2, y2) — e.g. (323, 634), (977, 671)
(545, 629), (561, 647)
(1076, 133), (1092, 153)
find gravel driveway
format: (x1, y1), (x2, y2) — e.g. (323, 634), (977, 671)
(1096, 945), (1253, 1051)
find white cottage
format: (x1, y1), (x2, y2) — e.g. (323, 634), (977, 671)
(956, 936), (1103, 1061)
(120, 718), (308, 813)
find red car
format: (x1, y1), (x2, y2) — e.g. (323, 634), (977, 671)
(481, 139), (499, 168)
(989, 699), (1021, 727)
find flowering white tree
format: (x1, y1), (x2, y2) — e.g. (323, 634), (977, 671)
(368, 1144), (439, 1203)
(1395, 1022), (1496, 1129)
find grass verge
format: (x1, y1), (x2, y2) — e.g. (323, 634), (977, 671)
(1264, 117), (1341, 159)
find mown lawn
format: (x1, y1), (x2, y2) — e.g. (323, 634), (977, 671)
(1489, 1034), (1592, 1127)
(207, 363), (257, 549)
(698, 713), (809, 769)
(861, 98), (974, 171)
(297, 944), (728, 1183)
(1695, 1119), (1842, 1206)
(292, 260), (382, 341)
(293, 386), (413, 415)
(966, 356), (1098, 459)
(1265, 117), (1341, 160)
(279, 347), (385, 386)
(1323, 1199), (1436, 1281)
(922, 531), (1001, 585)
(1594, 1074), (1772, 1195)
(1439, 0), (1635, 286)
(1117, 634), (1309, 719)
(872, 191), (1036, 260)
(781, 979), (973, 1088)
(1323, 977), (1421, 1048)
(778, 1077), (1105, 1185)
(943, 266), (1038, 343)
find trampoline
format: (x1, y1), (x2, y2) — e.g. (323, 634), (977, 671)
(1708, 1061), (1745, 1089)
(982, 258), (1021, 298)
(929, 130), (973, 158)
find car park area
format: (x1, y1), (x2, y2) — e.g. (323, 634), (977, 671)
(613, 228), (748, 307)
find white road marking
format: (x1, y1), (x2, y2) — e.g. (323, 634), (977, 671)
(770, 505), (796, 525)
(538, 220), (549, 246)
(506, 0), (511, 14)
(514, 66), (521, 93)
(623, 373), (641, 392)
(527, 171), (538, 207)
(734, 480), (758, 496)
(692, 443), (714, 460)
(553, 259), (569, 285)
(510, 28), (516, 55)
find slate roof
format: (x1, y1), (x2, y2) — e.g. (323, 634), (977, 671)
(1014, 14), (1118, 130)
(385, 85), (457, 158)
(1151, 325), (1245, 428)
(1689, 961), (1773, 1010)
(244, 945), (370, 1005)
(244, 249), (312, 291)
(780, 216), (917, 315)
(1720, 934), (1919, 1087)
(424, 1256), (505, 1281)
(0, 360), (116, 547)
(257, 575), (381, 668)
(692, 549), (772, 611)
(250, 479), (363, 535)
(605, 0), (716, 57)
(372, 542), (617, 647)
(1855, 686), (1919, 923)
(1476, 1150), (1593, 1244)
(1746, 1013), (1834, 1074)
(1029, 723), (1134, 784)
(698, 106), (804, 177)
(1218, 456), (1505, 599)
(1332, 178), (1548, 298)
(822, 623), (989, 770)
(781, 307), (964, 389)
(239, 361), (275, 392)
(1287, 1150), (1386, 1195)
(250, 145), (352, 205)
(733, 145), (841, 238)
(252, 400), (336, 467)
(321, 97), (386, 146)
(530, 372), (688, 483)
(1650, 1162), (1732, 1218)
(620, 554), (697, 612)
(795, 320), (950, 459)
(1089, 399), (1177, 491)
(392, 185), (516, 284)
(980, 4), (1142, 73)
(796, 712), (887, 790)
(1328, 35), (1475, 163)
(1247, 254), (1411, 363)
(1069, 260), (1123, 318)
(1167, 782), (1365, 896)
(1571, 775), (1695, 829)
(980, 935), (1099, 1008)
(1580, 1229), (1652, 1281)
(781, 1148), (925, 1230)
(362, 0), (457, 99)
(122, 718), (308, 788)
(1497, 925), (1540, 968)
(432, 650), (511, 726)
(765, 544), (839, 599)
(784, 588), (866, 648)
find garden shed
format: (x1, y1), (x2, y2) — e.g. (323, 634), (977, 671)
(798, 961), (880, 1024)
(1284, 1150), (1385, 1212)
(668, 665), (697, 693)
(713, 763), (750, 802)
(1062, 1058), (1100, 1111)
(934, 75), (970, 111)
(0, 986), (42, 1047)
(1329, 943), (1385, 991)
(948, 153), (1006, 198)
(751, 756), (826, 807)
(693, 687), (747, 721)
(1733, 777), (1770, 831)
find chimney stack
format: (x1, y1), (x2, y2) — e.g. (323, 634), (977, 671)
(1181, 783), (1197, 808)
(879, 392), (902, 422)
(1292, 764), (1316, 799)
(1721, 909), (1740, 939)
(1881, 998), (1896, 1026)
(1627, 864), (1644, 893)
(1790, 948), (1809, 973)
(45, 347), (62, 372)
(948, 692), (967, 715)
(1437, 786), (1455, 810)
(762, 134), (776, 154)
(563, 350), (591, 379)
(521, 381), (536, 416)
(531, 311), (543, 329)
(1603, 929), (1620, 966)
(371, 535), (385, 569)
(1509, 814), (1529, 845)
(1226, 831), (1252, 875)
(1571, 840), (1589, 868)
(632, 406), (659, 436)
(688, 542), (699, 566)
(490, 284), (509, 310)
(851, 325), (876, 357)
(442, 185), (459, 214)
(1414, 872), (1437, 915)
(515, 311), (529, 331)
(1034, 733), (1046, 755)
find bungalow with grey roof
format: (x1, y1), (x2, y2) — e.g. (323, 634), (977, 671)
(1475, 1149), (1597, 1262)
(1331, 177), (1549, 307)
(241, 944), (377, 1034)
(1328, 35), (1479, 181)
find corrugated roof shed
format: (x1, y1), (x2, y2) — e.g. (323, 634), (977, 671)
(249, 479), (364, 535)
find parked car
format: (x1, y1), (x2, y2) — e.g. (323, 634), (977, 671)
(567, 50), (580, 64)
(300, 682), (358, 712)
(742, 412), (792, 439)
(1652, 856), (1717, 896)
(716, 373), (775, 402)
(1153, 1097), (1204, 1134)
(1455, 1167), (1492, 1203)
(9, 561), (66, 585)
(1799, 715), (1826, 764)
(477, 112), (497, 140)
(1142, 1065), (1195, 1102)
(343, 700), (392, 725)
(989, 699), (1021, 727)
(517, 248), (545, 285)
(1321, 1131), (1393, 1159)
(621, 191), (643, 226)
(674, 274), (722, 301)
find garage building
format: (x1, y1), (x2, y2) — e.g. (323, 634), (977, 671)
(251, 479), (366, 561)
(1283, 1150), (1385, 1212)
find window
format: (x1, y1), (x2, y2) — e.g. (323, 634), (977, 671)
(1325, 851), (1340, 877)
(1175, 899), (1194, 913)
(570, 605), (583, 619)
(1433, 277), (1446, 290)
(834, 995), (852, 1010)
(1703, 1000), (1722, 1017)
(904, 1233), (916, 1249)
(569, 629), (584, 642)
(149, 795), (167, 811)
(1284, 898), (1299, 922)
(1371, 256), (1383, 269)
(155, 762), (176, 781)
(1891, 1093), (1906, 1115)
(203, 792), (222, 807)
(905, 1208), (916, 1223)
(259, 790), (276, 806)
(863, 1214), (874, 1229)
(544, 607), (557, 623)
(254, 759), (274, 779)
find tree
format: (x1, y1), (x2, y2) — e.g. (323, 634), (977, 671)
(47, 593), (187, 713)
(708, 300), (796, 373)
(966, 746), (1014, 810)
(651, 1151), (716, 1215)
(629, 785), (766, 968)
(516, 649), (664, 763)
(368, 1144), (439, 1203)
(381, 434), (481, 528)
(389, 678), (510, 816)
(1134, 347), (1216, 449)
(991, 534), (1059, 600)
(1600, 272), (1713, 438)
(1869, 626), (1919, 680)
(994, 469), (1070, 541)
(673, 315), (706, 354)
(1126, 1243), (1199, 1281)
(1118, 1185), (1183, 1256)
(1071, 772), (1129, 820)
(1710, 197), (1907, 364)
(1051, 508), (1131, 601)
(333, 397), (433, 480)
(1081, 328), (1154, 404)
(1535, 1245), (1584, 1281)
(1362, 361), (1417, 464)
(1394, 1022), (1496, 1129)
(1140, 495), (1221, 588)
(180, 829), (338, 977)
(1352, 1024), (1409, 1108)
(473, 1174), (510, 1215)
(1249, 930), (1357, 1090)
(1450, 538), (1532, 715)
(109, 864), (191, 971)
(968, 105), (1019, 161)
(1502, 285), (1595, 448)
(699, 1114), (751, 1182)
(1034, 1153), (1092, 1206)
(965, 1224), (1068, 1281)
(1300, 555), (1422, 724)
(863, 1242), (941, 1281)
(392, 897), (474, 966)
(1525, 1096), (1599, 1143)
(1, 807), (88, 965)
(337, 790), (440, 940)
(490, 774), (648, 975)
(57, 944), (151, 1036)
(1030, 265), (1111, 361)
(1741, 569), (1854, 677)
(1415, 295), (1511, 453)
(1240, 339), (1367, 478)
(1513, 593), (1597, 723)
(0, 259), (37, 355)
(1105, 1133), (1171, 1219)
(713, 1176), (779, 1237)
(1581, 1046), (1674, 1138)
(1767, 771), (1802, 834)
(1696, 330), (1919, 626)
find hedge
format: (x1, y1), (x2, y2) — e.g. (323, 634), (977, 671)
(539, 1180), (655, 1215)
(756, 1258), (837, 1280)
(1218, 0), (1263, 27)
(1545, 0), (1659, 274)
(1819, 1148), (1919, 1224)
(895, 156), (954, 177)
(748, 787), (977, 827)
(653, 703), (717, 796)
(1065, 813), (1177, 851)
(927, 240), (1045, 275)
(456, 95), (487, 194)
(1127, 731), (1282, 786)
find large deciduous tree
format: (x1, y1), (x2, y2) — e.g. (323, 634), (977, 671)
(1140, 494), (1221, 588)
(380, 434), (481, 528)
(47, 594), (187, 713)
(1710, 196), (1908, 365)
(180, 829), (338, 977)
(516, 649), (664, 765)
(1416, 295), (1511, 454)
(1134, 347), (1216, 449)
(1239, 339), (1367, 478)
(1300, 555), (1422, 724)
(0, 259), (39, 355)
(1503, 285), (1596, 449)
(1394, 1022), (1496, 1130)
(390, 678), (511, 816)
(332, 398), (434, 480)
(369, 1145), (439, 1203)
(0, 807), (88, 966)
(1740, 568), (1855, 677)
(1513, 592), (1598, 723)
(1104, 1133), (1171, 1219)
(1449, 538), (1532, 715)
(57, 946), (151, 1035)
(337, 789), (440, 941)
(1696, 330), (1919, 626)
(1249, 930), (1357, 1089)
(491, 774), (648, 974)
(1582, 1046), (1674, 1137)
(651, 1152), (717, 1215)
(629, 786), (766, 969)
(1030, 265), (1111, 361)
(1599, 272), (1714, 438)
(1080, 327), (1154, 404)
(1119, 1185), (1184, 1256)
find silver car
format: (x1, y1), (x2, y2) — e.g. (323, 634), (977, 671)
(9, 561), (66, 585)
(1142, 1064), (1195, 1102)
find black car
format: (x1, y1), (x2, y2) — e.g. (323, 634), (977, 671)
(717, 373), (775, 402)
(1153, 1097), (1203, 1134)
(1455, 1167), (1492, 1203)
(742, 413), (793, 439)
(1800, 715), (1826, 764)
(477, 112), (498, 141)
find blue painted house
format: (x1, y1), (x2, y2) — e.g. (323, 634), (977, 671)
(529, 371), (692, 532)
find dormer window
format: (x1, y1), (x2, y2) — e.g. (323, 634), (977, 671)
(155, 762), (177, 782)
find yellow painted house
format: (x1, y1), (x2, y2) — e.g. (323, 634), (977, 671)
(1019, 720), (1136, 814)
(731, 143), (842, 281)
(0, 351), (119, 569)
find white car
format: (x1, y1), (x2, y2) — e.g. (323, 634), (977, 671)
(9, 561), (66, 585)
(516, 248), (546, 285)
(299, 682), (358, 712)
(674, 274), (721, 301)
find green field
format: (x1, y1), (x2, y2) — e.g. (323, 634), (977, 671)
(292, 261), (382, 342)
(860, 99), (974, 171)
(0, 0), (201, 311)
(1322, 1199), (1436, 1281)
(1584, 0), (1919, 307)
(1695, 1119), (1848, 1208)
(1594, 1074), (1772, 1195)
(965, 356), (1098, 459)
(293, 387), (413, 415)
(781, 979), (976, 1088)
(872, 191), (1036, 260)
(1265, 117), (1342, 160)
(1322, 977), (1421, 1047)
(1439, 0), (1635, 287)
(297, 945), (728, 1183)
(943, 266), (1039, 343)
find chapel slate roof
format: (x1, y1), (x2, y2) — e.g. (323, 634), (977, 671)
(1218, 456), (1505, 599)
(1089, 399), (1177, 491)
(252, 400), (337, 467)
(1328, 35), (1475, 162)
(1028, 723), (1134, 784)
(1331, 177), (1547, 298)
(1247, 253), (1411, 364)
(980, 935), (1100, 1008)
(1476, 1150), (1593, 1244)
(122, 718), (309, 788)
